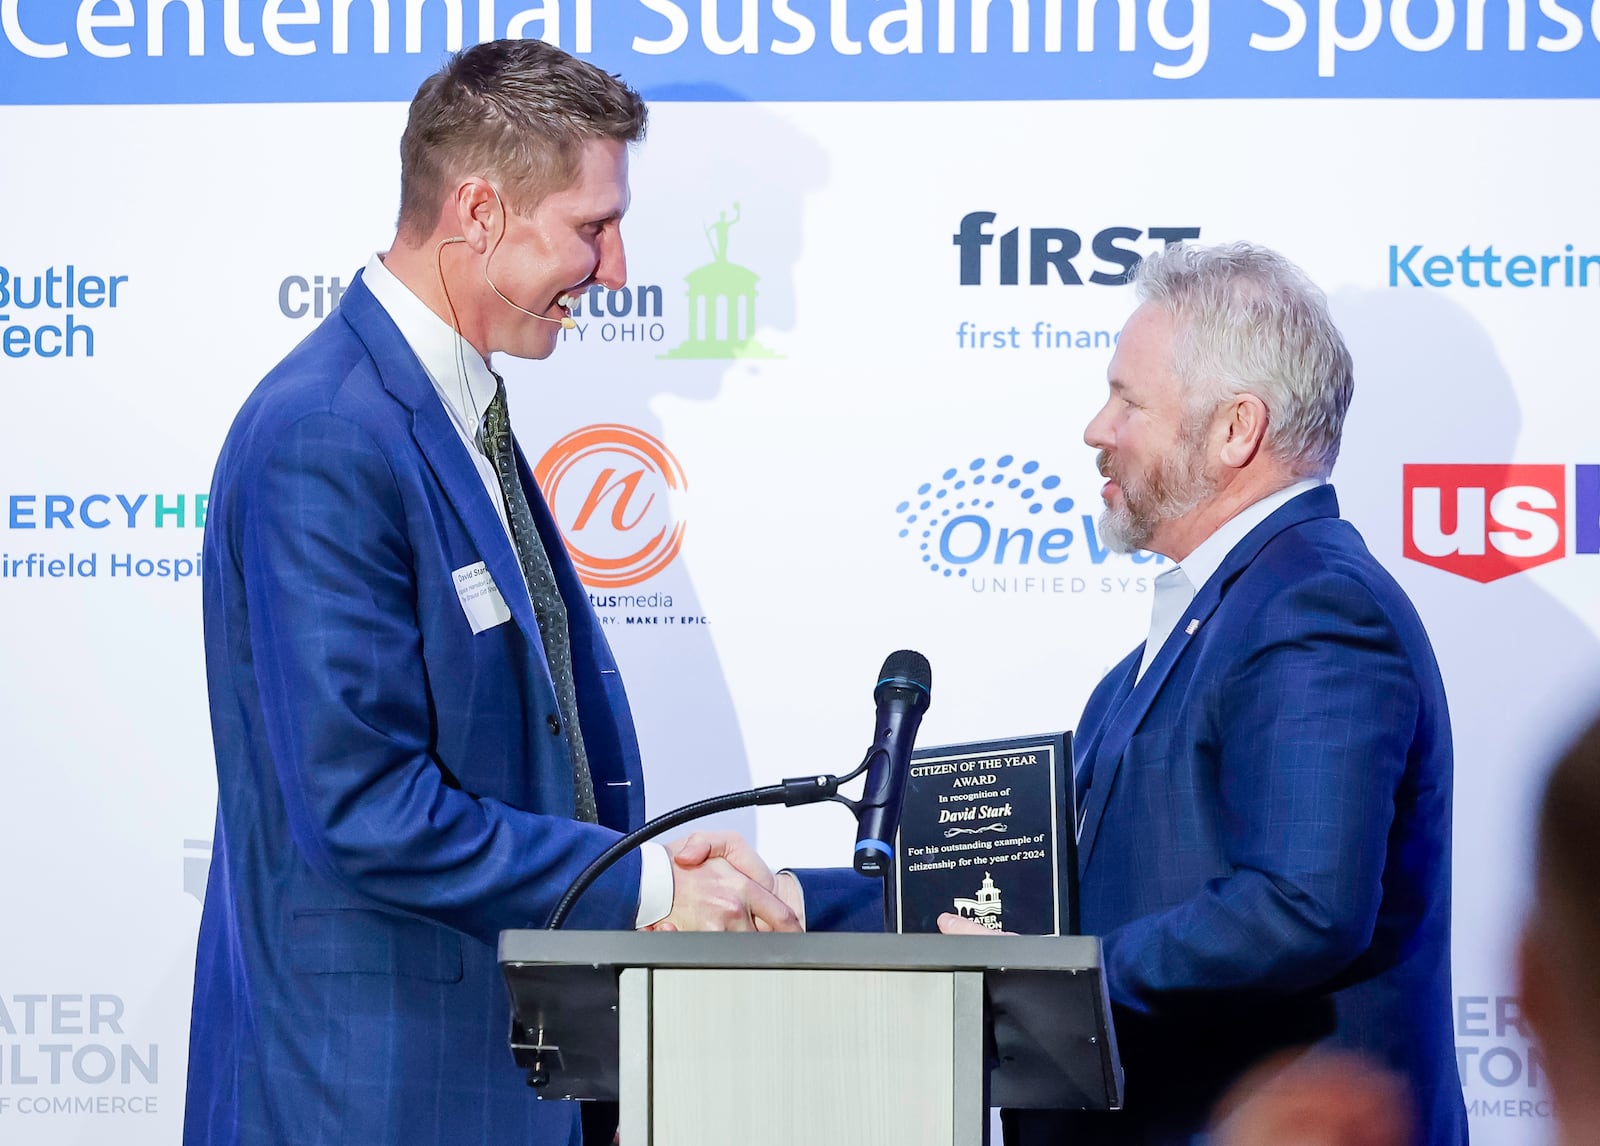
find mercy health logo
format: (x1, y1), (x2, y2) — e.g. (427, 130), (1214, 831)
(1, 265), (127, 359)
(894, 454), (1165, 595)
(7, 492), (206, 530)
(1403, 464), (1600, 583)
(0, 993), (159, 1117)
(535, 425), (686, 591)
(954, 216), (1200, 286)
(3, 491), (207, 584)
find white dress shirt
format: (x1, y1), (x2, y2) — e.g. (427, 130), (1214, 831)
(1137, 478), (1324, 679)
(362, 254), (673, 928)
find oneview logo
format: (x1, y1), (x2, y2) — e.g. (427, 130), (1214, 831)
(1402, 464), (1600, 583)
(534, 425), (686, 588)
(894, 455), (1165, 593)
(0, 265), (127, 359)
(953, 216), (1200, 286)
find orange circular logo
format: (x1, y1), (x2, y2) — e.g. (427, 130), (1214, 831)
(534, 424), (688, 588)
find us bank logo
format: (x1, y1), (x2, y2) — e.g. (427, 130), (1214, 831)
(894, 455), (1166, 594)
(661, 203), (779, 360)
(1403, 464), (1600, 583)
(535, 425), (687, 589)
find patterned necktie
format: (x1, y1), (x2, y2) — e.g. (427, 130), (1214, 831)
(480, 377), (599, 823)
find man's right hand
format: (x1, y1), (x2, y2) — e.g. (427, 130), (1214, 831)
(656, 851), (801, 933)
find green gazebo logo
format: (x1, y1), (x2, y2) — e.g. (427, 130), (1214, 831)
(660, 203), (780, 360)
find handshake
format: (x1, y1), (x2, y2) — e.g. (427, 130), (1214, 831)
(650, 831), (807, 933)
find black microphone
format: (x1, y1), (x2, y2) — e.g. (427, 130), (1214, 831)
(853, 650), (932, 877)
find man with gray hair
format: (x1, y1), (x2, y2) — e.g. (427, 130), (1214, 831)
(943, 242), (1466, 1144)
(185, 39), (864, 1146)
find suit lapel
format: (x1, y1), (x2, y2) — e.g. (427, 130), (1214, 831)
(1076, 486), (1343, 873)
(336, 275), (546, 653)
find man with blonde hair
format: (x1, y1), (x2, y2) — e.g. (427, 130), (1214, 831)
(185, 40), (843, 1146)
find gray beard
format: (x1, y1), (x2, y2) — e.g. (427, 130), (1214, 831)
(1097, 444), (1218, 555)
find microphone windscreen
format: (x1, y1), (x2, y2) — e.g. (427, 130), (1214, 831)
(877, 649), (932, 693)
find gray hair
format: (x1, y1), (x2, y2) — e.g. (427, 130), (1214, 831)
(1133, 241), (1353, 480)
(397, 39), (647, 238)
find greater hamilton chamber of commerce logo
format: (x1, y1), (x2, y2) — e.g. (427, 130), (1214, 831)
(953, 873), (1005, 931)
(534, 425), (687, 589)
(1403, 464), (1599, 583)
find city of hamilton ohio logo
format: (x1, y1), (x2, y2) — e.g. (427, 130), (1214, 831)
(534, 425), (687, 588)
(661, 203), (778, 361)
(953, 873), (1005, 931)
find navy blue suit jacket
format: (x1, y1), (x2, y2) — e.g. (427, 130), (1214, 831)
(186, 274), (650, 1146)
(1010, 486), (1466, 1145)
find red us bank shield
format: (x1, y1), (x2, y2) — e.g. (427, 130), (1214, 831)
(1403, 464), (1566, 583)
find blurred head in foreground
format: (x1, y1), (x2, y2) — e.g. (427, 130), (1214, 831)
(1521, 710), (1600, 1145)
(1208, 1050), (1412, 1146)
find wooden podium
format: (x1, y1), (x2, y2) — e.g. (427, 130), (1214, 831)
(498, 931), (1121, 1146)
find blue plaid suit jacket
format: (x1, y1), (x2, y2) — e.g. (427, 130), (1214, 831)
(185, 273), (649, 1146)
(1009, 486), (1468, 1146)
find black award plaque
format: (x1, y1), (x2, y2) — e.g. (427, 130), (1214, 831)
(889, 732), (1076, 936)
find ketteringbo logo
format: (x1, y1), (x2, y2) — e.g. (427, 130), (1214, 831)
(535, 425), (687, 591)
(1403, 464), (1600, 583)
(893, 455), (1166, 595)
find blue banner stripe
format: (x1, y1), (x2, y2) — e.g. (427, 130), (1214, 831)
(3, 1), (1600, 104)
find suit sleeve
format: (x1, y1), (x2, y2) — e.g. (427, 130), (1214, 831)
(789, 868), (885, 932)
(1101, 569), (1419, 1015)
(236, 409), (639, 945)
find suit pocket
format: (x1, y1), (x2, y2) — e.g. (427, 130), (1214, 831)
(289, 908), (465, 983)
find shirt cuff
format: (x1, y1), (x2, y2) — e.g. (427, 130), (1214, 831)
(777, 868), (807, 929)
(634, 842), (673, 929)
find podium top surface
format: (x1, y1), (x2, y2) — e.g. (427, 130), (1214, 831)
(498, 929), (1103, 973)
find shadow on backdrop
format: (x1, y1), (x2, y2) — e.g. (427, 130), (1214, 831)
(1332, 288), (1600, 983)
(500, 90), (829, 843)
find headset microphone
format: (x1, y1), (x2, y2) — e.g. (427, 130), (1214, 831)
(484, 184), (579, 330)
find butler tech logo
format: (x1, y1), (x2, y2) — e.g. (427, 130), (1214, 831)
(535, 425), (687, 593)
(894, 454), (1166, 595)
(1403, 464), (1600, 583)
(1, 265), (127, 359)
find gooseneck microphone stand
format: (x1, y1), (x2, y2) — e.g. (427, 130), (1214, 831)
(544, 751), (876, 931)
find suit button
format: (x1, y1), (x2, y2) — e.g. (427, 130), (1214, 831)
(547, 714), (561, 735)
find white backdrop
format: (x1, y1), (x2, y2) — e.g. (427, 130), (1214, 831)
(4, 7), (1600, 1142)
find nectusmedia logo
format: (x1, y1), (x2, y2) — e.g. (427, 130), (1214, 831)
(1403, 464), (1600, 583)
(535, 425), (687, 589)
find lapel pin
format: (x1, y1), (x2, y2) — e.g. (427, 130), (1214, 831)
(1185, 619), (1199, 636)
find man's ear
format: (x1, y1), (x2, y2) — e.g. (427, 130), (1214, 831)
(447, 178), (498, 253)
(1217, 393), (1269, 470)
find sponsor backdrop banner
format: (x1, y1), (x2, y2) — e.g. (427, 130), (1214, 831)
(4, 16), (1598, 1143)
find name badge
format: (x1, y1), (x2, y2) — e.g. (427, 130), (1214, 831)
(452, 561), (511, 634)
